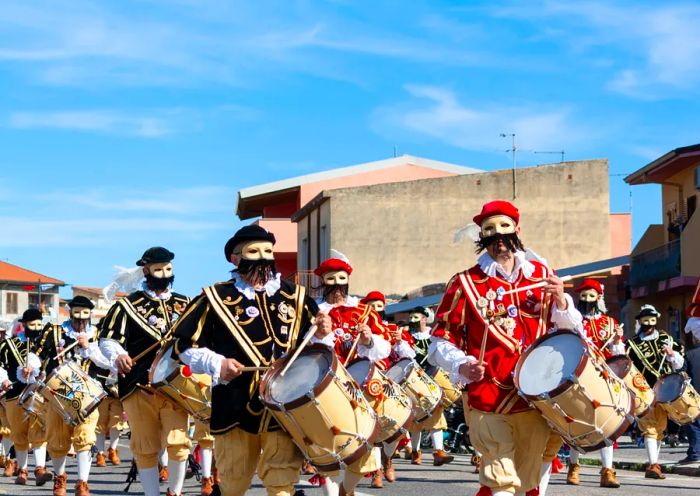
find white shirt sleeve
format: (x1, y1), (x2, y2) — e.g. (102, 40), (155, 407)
(428, 338), (477, 385)
(608, 341), (626, 356)
(357, 335), (391, 362)
(99, 338), (128, 366)
(551, 293), (584, 333)
(310, 332), (336, 347)
(685, 317), (700, 341)
(179, 347), (225, 386)
(393, 341), (416, 359)
(0, 366), (8, 383)
(17, 352), (41, 384)
(669, 351), (684, 371)
(81, 341), (115, 371)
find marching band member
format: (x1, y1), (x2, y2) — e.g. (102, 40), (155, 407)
(429, 200), (582, 496)
(360, 291), (416, 484)
(93, 319), (123, 469)
(0, 325), (14, 477)
(100, 247), (192, 496)
(0, 308), (51, 486)
(627, 304), (684, 480)
(406, 306), (454, 467)
(313, 254), (391, 495)
(36, 295), (109, 496)
(171, 225), (332, 496)
(563, 278), (625, 488)
(193, 420), (216, 496)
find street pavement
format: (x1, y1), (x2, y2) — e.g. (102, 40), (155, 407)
(0, 440), (697, 496)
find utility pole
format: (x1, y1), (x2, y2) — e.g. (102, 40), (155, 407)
(500, 133), (516, 199)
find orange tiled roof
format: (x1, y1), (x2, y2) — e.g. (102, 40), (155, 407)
(0, 261), (64, 285)
(72, 286), (126, 298)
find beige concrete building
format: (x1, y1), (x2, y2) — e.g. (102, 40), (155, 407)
(293, 159), (619, 297)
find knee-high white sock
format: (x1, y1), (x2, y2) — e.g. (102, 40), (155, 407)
(383, 439), (400, 458)
(96, 434), (106, 453)
(77, 451), (91, 481)
(168, 458), (186, 495)
(33, 446), (47, 467)
(109, 428), (120, 450)
(139, 466), (160, 496)
(52, 456), (67, 475)
(539, 462), (552, 496)
(601, 445), (614, 469)
(431, 430), (444, 451)
(570, 449), (580, 464)
(645, 437), (659, 464)
(1, 438), (12, 457)
(323, 478), (339, 496)
(159, 448), (168, 467)
(200, 448), (213, 478)
(410, 432), (421, 451)
(16, 450), (28, 470)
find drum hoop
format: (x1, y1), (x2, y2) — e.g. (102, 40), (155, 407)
(148, 343), (180, 386)
(653, 372), (688, 402)
(310, 416), (383, 472)
(259, 343), (337, 411)
(346, 357), (375, 388)
(387, 358), (416, 386)
(514, 329), (589, 400)
(605, 355), (632, 379)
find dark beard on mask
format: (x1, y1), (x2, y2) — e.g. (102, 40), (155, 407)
(377, 310), (386, 321)
(577, 300), (598, 315)
(408, 321), (420, 332)
(323, 284), (349, 301)
(639, 324), (655, 334)
(145, 274), (174, 291)
(71, 318), (89, 332)
(234, 259), (277, 285)
(475, 232), (525, 254)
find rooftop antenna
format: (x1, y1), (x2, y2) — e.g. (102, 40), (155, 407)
(500, 133), (516, 199)
(534, 150), (566, 162)
(393, 145), (398, 158)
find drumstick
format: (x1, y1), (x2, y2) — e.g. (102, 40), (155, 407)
(345, 333), (363, 365)
(132, 338), (169, 364)
(280, 325), (317, 377)
(240, 366), (270, 372)
(499, 275), (573, 297)
(601, 324), (624, 350)
(53, 340), (81, 360)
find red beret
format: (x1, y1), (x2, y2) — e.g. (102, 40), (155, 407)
(473, 200), (520, 226)
(575, 278), (603, 294)
(360, 291), (385, 305)
(314, 258), (353, 277)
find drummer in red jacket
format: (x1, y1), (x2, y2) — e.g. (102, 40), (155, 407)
(429, 200), (583, 496)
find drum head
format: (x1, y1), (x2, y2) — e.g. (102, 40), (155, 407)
(606, 356), (631, 379)
(518, 333), (585, 396)
(268, 348), (331, 404)
(654, 374), (684, 403)
(385, 359), (413, 384)
(152, 345), (178, 383)
(347, 359), (372, 386)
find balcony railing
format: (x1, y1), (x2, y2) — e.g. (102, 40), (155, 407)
(285, 271), (322, 298)
(629, 239), (681, 287)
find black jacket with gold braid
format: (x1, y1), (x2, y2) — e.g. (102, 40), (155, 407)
(627, 330), (685, 387)
(172, 278), (318, 435)
(0, 336), (43, 400)
(99, 290), (190, 400)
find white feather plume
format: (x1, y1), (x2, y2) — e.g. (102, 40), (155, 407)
(453, 223), (481, 244)
(329, 249), (350, 263)
(103, 266), (145, 305)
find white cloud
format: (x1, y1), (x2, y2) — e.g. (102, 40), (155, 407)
(372, 84), (593, 154)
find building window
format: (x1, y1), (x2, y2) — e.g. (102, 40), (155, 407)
(5, 292), (18, 315)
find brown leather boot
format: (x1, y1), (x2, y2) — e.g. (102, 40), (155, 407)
(403, 446), (413, 460)
(53, 473), (67, 496)
(159, 466), (169, 482)
(432, 449), (454, 466)
(371, 470), (383, 488)
(301, 459), (316, 475)
(645, 463), (665, 479)
(75, 479), (90, 496)
(3, 458), (14, 477)
(201, 476), (214, 496)
(600, 467), (620, 488)
(385, 458), (396, 482)
(14, 467), (28, 485)
(107, 448), (120, 465)
(95, 453), (106, 468)
(567, 463), (581, 485)
(35, 466), (53, 486)
(471, 454), (481, 474)
(0, 455), (5, 466)
(411, 450), (422, 465)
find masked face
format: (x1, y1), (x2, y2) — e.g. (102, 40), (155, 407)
(24, 319), (43, 339)
(238, 241), (275, 261)
(639, 315), (657, 333)
(577, 289), (600, 315)
(233, 241), (277, 285)
(323, 270), (350, 303)
(147, 262), (173, 279)
(480, 215), (517, 237)
(367, 300), (385, 320)
(475, 215), (524, 255)
(71, 307), (91, 320)
(408, 312), (425, 331)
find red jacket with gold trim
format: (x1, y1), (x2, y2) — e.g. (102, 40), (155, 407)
(325, 302), (390, 368)
(432, 260), (558, 414)
(583, 314), (622, 358)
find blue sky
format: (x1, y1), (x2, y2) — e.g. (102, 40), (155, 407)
(1, 0), (698, 297)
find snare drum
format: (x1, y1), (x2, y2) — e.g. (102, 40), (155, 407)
(149, 343), (212, 422)
(259, 344), (379, 471)
(607, 355), (654, 418)
(385, 359), (442, 424)
(346, 358), (413, 444)
(42, 361), (106, 426)
(515, 330), (634, 452)
(428, 365), (462, 408)
(653, 373), (700, 425)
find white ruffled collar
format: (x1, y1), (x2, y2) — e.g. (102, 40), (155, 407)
(639, 330), (659, 341)
(317, 295), (360, 312)
(411, 330), (431, 340)
(61, 321), (96, 340)
(235, 273), (281, 301)
(142, 282), (172, 300)
(478, 250), (535, 282)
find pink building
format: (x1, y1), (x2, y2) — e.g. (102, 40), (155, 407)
(235, 155), (481, 277)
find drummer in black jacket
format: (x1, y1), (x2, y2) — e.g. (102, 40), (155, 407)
(627, 304), (685, 480)
(172, 224), (332, 496)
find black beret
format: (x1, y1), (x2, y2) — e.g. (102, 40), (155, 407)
(20, 308), (43, 323)
(224, 225), (276, 261)
(136, 246), (175, 266)
(68, 295), (95, 310)
(410, 306), (430, 317)
(635, 305), (660, 320)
